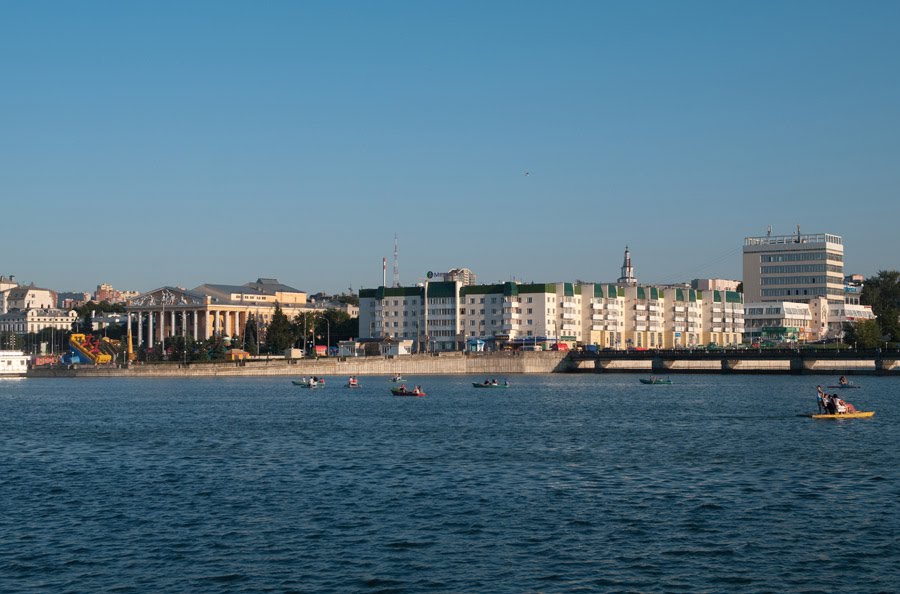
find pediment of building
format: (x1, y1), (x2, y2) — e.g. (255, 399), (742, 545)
(128, 287), (206, 308)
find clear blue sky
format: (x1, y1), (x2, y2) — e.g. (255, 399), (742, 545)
(3, 1), (899, 294)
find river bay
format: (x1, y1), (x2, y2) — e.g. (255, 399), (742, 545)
(1, 374), (898, 593)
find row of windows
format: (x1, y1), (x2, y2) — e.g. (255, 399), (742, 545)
(760, 252), (843, 263)
(761, 288), (828, 297)
(761, 276), (828, 285)
(760, 264), (843, 274)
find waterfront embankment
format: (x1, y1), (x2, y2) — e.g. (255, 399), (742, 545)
(26, 350), (900, 378)
(28, 352), (571, 378)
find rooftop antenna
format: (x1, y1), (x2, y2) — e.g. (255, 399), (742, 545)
(382, 257), (387, 288)
(393, 233), (400, 288)
(766, 225), (772, 237)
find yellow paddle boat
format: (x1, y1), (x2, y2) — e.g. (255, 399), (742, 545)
(811, 411), (875, 419)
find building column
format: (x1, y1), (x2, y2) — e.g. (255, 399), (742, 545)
(214, 310), (220, 336)
(137, 312), (143, 347)
(203, 310), (210, 340)
(224, 311), (232, 337)
(148, 311), (154, 348)
(193, 311), (199, 341)
(171, 310), (177, 338)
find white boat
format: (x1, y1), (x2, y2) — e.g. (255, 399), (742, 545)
(0, 351), (29, 377)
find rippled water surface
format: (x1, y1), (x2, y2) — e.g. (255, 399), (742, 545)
(1, 374), (898, 593)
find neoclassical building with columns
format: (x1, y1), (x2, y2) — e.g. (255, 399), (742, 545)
(125, 279), (321, 349)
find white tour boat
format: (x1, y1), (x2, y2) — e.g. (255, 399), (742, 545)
(0, 350), (29, 377)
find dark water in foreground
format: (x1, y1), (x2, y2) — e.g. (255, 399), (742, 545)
(1, 374), (898, 593)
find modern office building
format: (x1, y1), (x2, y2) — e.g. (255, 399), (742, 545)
(743, 230), (844, 304)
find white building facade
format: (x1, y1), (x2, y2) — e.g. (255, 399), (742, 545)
(361, 280), (745, 350)
(743, 231), (845, 304)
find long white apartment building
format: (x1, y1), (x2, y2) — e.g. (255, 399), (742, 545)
(360, 280), (744, 350)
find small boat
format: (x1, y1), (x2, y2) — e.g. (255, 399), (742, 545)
(391, 388), (425, 397)
(292, 381), (319, 388)
(640, 378), (672, 385)
(472, 382), (510, 388)
(827, 384), (861, 389)
(811, 411), (875, 419)
(346, 382), (361, 388)
(390, 376), (406, 383)
(0, 350), (29, 377)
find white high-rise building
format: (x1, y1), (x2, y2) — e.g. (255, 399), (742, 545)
(743, 229), (844, 304)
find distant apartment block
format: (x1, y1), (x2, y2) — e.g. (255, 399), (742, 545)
(93, 283), (141, 304)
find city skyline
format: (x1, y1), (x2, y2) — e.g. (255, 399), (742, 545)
(4, 2), (899, 293)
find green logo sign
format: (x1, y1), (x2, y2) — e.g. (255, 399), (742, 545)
(427, 271), (434, 279)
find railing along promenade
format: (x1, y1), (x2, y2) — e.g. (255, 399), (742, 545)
(567, 347), (900, 374)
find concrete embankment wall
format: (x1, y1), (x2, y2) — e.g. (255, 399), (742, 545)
(28, 353), (900, 378)
(30, 352), (571, 378)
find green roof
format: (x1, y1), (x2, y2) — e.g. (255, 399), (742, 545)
(461, 284), (504, 296)
(426, 281), (456, 298)
(676, 289), (684, 302)
(726, 291), (743, 304)
(637, 287), (646, 300)
(359, 286), (424, 299)
(564, 283), (574, 297)
(518, 283), (556, 294)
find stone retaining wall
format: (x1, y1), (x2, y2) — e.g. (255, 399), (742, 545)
(30, 352), (571, 378)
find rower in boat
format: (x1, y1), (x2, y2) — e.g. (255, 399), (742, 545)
(839, 375), (848, 386)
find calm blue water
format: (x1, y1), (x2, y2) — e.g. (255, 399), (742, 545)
(1, 374), (898, 593)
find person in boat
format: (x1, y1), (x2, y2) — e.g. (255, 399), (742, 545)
(503, 379), (510, 386)
(816, 386), (826, 413)
(834, 397), (847, 414)
(484, 379), (491, 385)
(839, 376), (848, 386)
(399, 383), (407, 391)
(412, 386), (421, 395)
